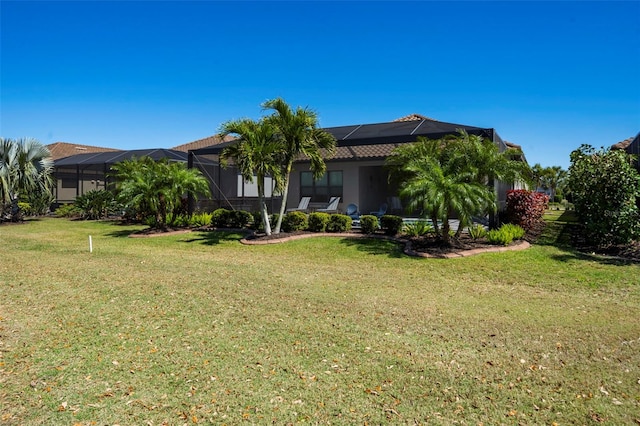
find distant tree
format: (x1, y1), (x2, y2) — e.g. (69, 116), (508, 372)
(262, 98), (336, 234)
(568, 144), (640, 245)
(111, 157), (210, 228)
(0, 137), (54, 222)
(219, 118), (284, 236)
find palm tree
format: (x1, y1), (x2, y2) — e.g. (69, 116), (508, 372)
(219, 118), (284, 236)
(545, 166), (567, 201)
(0, 138), (54, 221)
(262, 98), (336, 233)
(111, 157), (210, 228)
(401, 155), (495, 245)
(387, 131), (526, 244)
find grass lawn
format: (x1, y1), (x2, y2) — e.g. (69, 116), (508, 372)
(1, 215), (639, 425)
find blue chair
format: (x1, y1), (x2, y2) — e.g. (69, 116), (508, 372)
(370, 203), (387, 218)
(345, 203), (360, 220)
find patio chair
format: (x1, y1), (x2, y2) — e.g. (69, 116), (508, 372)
(389, 196), (403, 214)
(345, 203), (360, 220)
(286, 196), (311, 212)
(316, 196), (340, 213)
(370, 202), (387, 218)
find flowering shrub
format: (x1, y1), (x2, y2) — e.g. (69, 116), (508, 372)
(505, 190), (548, 231)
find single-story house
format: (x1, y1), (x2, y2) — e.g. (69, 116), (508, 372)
(188, 114), (528, 215)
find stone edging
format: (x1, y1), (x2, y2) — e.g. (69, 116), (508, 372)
(240, 231), (531, 258)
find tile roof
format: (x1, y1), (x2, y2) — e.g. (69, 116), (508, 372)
(392, 113), (439, 122)
(46, 142), (121, 160)
(611, 136), (635, 150)
(171, 134), (235, 152)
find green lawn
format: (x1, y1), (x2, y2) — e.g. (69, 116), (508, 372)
(1, 216), (639, 425)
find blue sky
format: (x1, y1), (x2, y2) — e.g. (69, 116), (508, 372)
(1, 1), (639, 169)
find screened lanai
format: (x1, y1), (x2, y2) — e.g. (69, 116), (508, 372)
(53, 149), (196, 204)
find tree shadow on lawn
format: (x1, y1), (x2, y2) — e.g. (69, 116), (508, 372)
(338, 237), (406, 258)
(180, 230), (248, 246)
(550, 250), (639, 266)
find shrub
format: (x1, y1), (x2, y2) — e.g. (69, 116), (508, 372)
(55, 203), (81, 218)
(505, 189), (549, 231)
(251, 211), (264, 231)
(467, 224), (487, 240)
(189, 212), (213, 228)
(380, 215), (403, 236)
(359, 215), (379, 234)
(326, 214), (352, 233)
(17, 202), (33, 217)
(500, 223), (526, 240)
(74, 189), (119, 220)
(486, 224), (525, 246)
(308, 212), (331, 232)
(403, 220), (434, 237)
(229, 210), (252, 228)
(487, 228), (513, 246)
(282, 211), (308, 232)
(568, 145), (640, 245)
(211, 208), (231, 227)
(170, 214), (190, 228)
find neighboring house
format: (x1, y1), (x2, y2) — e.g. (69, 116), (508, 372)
(53, 148), (194, 203)
(188, 114), (528, 215)
(46, 142), (121, 161)
(612, 132), (640, 171)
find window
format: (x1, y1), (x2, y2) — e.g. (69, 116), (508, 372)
(300, 171), (342, 202)
(237, 174), (274, 197)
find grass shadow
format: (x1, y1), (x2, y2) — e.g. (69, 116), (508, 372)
(550, 251), (638, 266)
(181, 230), (249, 246)
(338, 236), (406, 258)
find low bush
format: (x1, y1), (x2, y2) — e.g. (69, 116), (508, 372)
(211, 208), (231, 227)
(403, 220), (433, 237)
(55, 203), (81, 218)
(505, 189), (548, 231)
(308, 212), (331, 232)
(229, 210), (252, 228)
(326, 214), (352, 233)
(74, 189), (119, 220)
(282, 211), (308, 232)
(500, 223), (526, 240)
(359, 215), (379, 234)
(486, 223), (526, 246)
(467, 224), (487, 240)
(170, 214), (190, 228)
(251, 211), (264, 230)
(17, 202), (33, 217)
(380, 215), (403, 236)
(189, 212), (213, 228)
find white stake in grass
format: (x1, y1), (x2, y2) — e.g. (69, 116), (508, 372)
(89, 235), (93, 253)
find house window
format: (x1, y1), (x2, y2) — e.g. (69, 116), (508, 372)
(300, 171), (342, 202)
(237, 174), (274, 197)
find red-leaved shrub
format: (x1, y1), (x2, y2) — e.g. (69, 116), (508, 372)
(505, 190), (549, 231)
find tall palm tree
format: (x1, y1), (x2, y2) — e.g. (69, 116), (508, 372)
(219, 118), (284, 236)
(0, 137), (54, 221)
(262, 98), (336, 234)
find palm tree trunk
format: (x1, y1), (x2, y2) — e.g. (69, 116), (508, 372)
(258, 177), (272, 236)
(274, 166), (292, 234)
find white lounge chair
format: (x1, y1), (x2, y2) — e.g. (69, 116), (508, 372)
(316, 196), (340, 213)
(286, 196), (311, 212)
